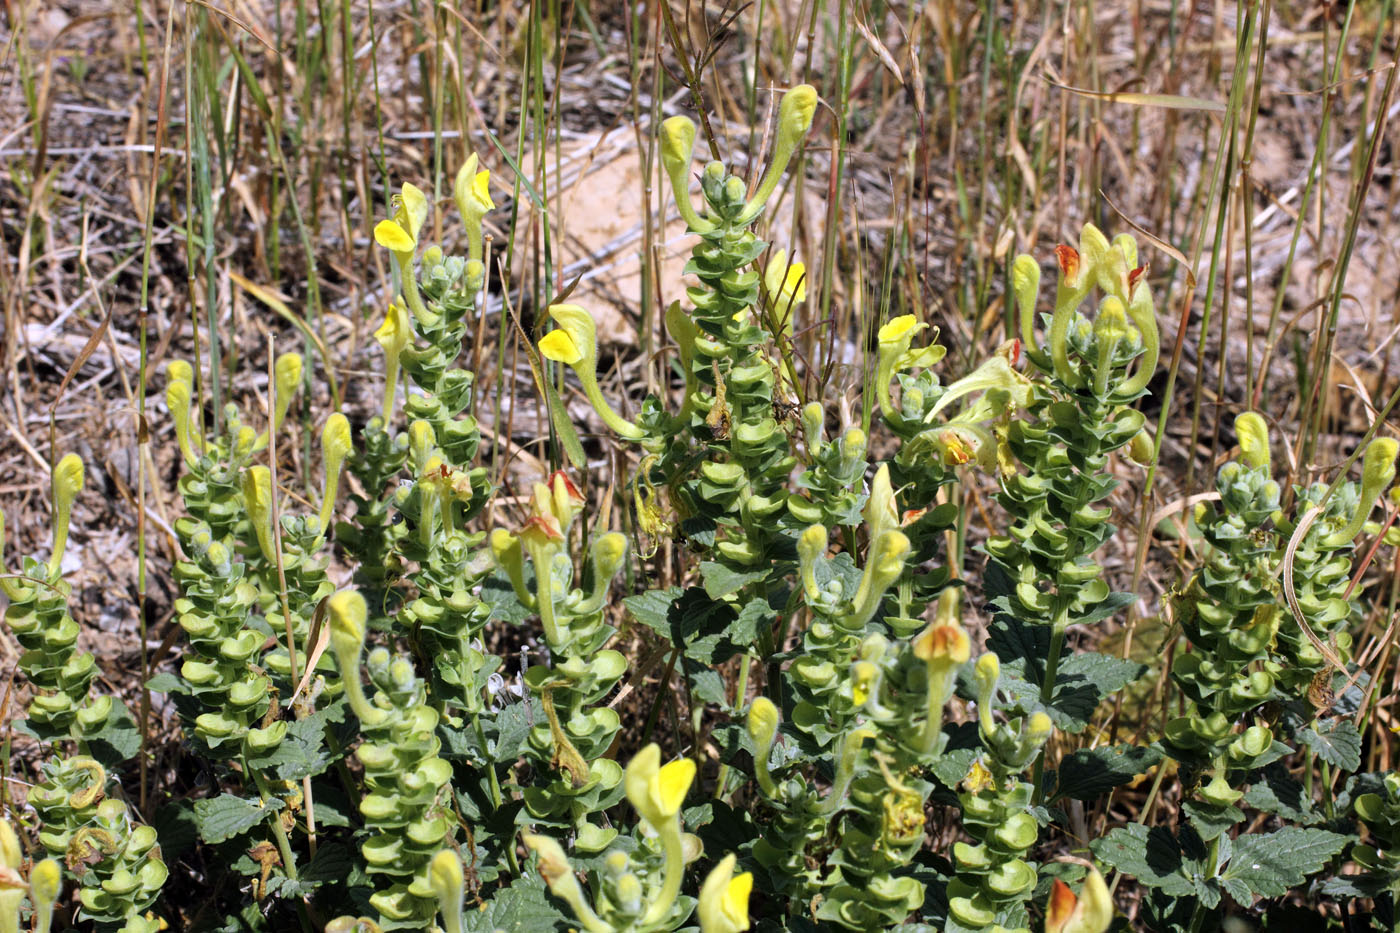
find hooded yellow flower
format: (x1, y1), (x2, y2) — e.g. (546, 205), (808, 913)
(698, 854), (752, 933)
(374, 183), (429, 257)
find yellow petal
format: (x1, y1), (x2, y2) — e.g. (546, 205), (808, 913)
(374, 219), (415, 254)
(782, 263), (807, 303)
(722, 872), (753, 929)
(399, 183), (429, 241)
(472, 170), (493, 211)
(652, 758), (696, 817)
(539, 330), (583, 365)
(877, 314), (924, 345)
(375, 303), (411, 357)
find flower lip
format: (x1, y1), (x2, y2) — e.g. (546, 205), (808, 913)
(722, 871), (753, 927)
(913, 622), (971, 665)
(471, 170), (493, 210)
(1127, 263), (1148, 296)
(539, 329), (584, 365)
(520, 514), (564, 545)
(650, 757), (696, 819)
(1055, 244), (1081, 284)
(877, 314), (925, 344)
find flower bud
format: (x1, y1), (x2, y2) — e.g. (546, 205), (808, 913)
(592, 531), (628, 579)
(319, 413), (352, 534)
(522, 833), (608, 933)
(374, 303), (412, 421)
(801, 402), (825, 452)
(797, 524), (828, 603)
(864, 464), (899, 545)
(1328, 436), (1400, 547)
(166, 361), (200, 465)
(0, 822), (18, 871)
(49, 453), (84, 575)
(408, 420), (437, 471)
(30, 856), (61, 913)
(1235, 412), (1271, 471)
(739, 85), (818, 223)
(1126, 428), (1154, 466)
(241, 465), (276, 561)
(660, 116), (697, 186)
(1012, 253), (1042, 357)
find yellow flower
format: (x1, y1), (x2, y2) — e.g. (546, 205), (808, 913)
(912, 620), (971, 668)
(698, 854), (752, 933)
(764, 250), (806, 318)
(538, 304), (645, 440)
(962, 758), (994, 795)
(878, 314), (924, 346)
(374, 183), (429, 257)
(455, 155), (493, 262)
(624, 743), (695, 826)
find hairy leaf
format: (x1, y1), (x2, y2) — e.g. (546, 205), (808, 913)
(463, 874), (567, 933)
(1298, 719), (1362, 772)
(194, 794), (283, 845)
(1221, 827), (1349, 899)
(1052, 744), (1162, 801)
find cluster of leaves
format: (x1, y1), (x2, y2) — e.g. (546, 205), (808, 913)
(3, 80), (1400, 933)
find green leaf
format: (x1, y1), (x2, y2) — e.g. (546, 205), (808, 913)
(145, 672), (187, 694)
(1243, 765), (1320, 826)
(1181, 799), (1245, 841)
(983, 646), (1145, 733)
(492, 698), (541, 760)
(699, 560), (770, 599)
(1092, 824), (1215, 905)
(1221, 827), (1349, 899)
(1052, 744), (1162, 801)
(481, 566), (536, 625)
(463, 873), (566, 933)
(85, 698), (142, 767)
(540, 366), (586, 469)
(246, 710), (338, 781)
(194, 794), (283, 844)
(623, 586), (684, 640)
(1298, 719), (1361, 772)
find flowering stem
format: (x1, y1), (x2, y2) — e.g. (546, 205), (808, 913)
(641, 819), (685, 927)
